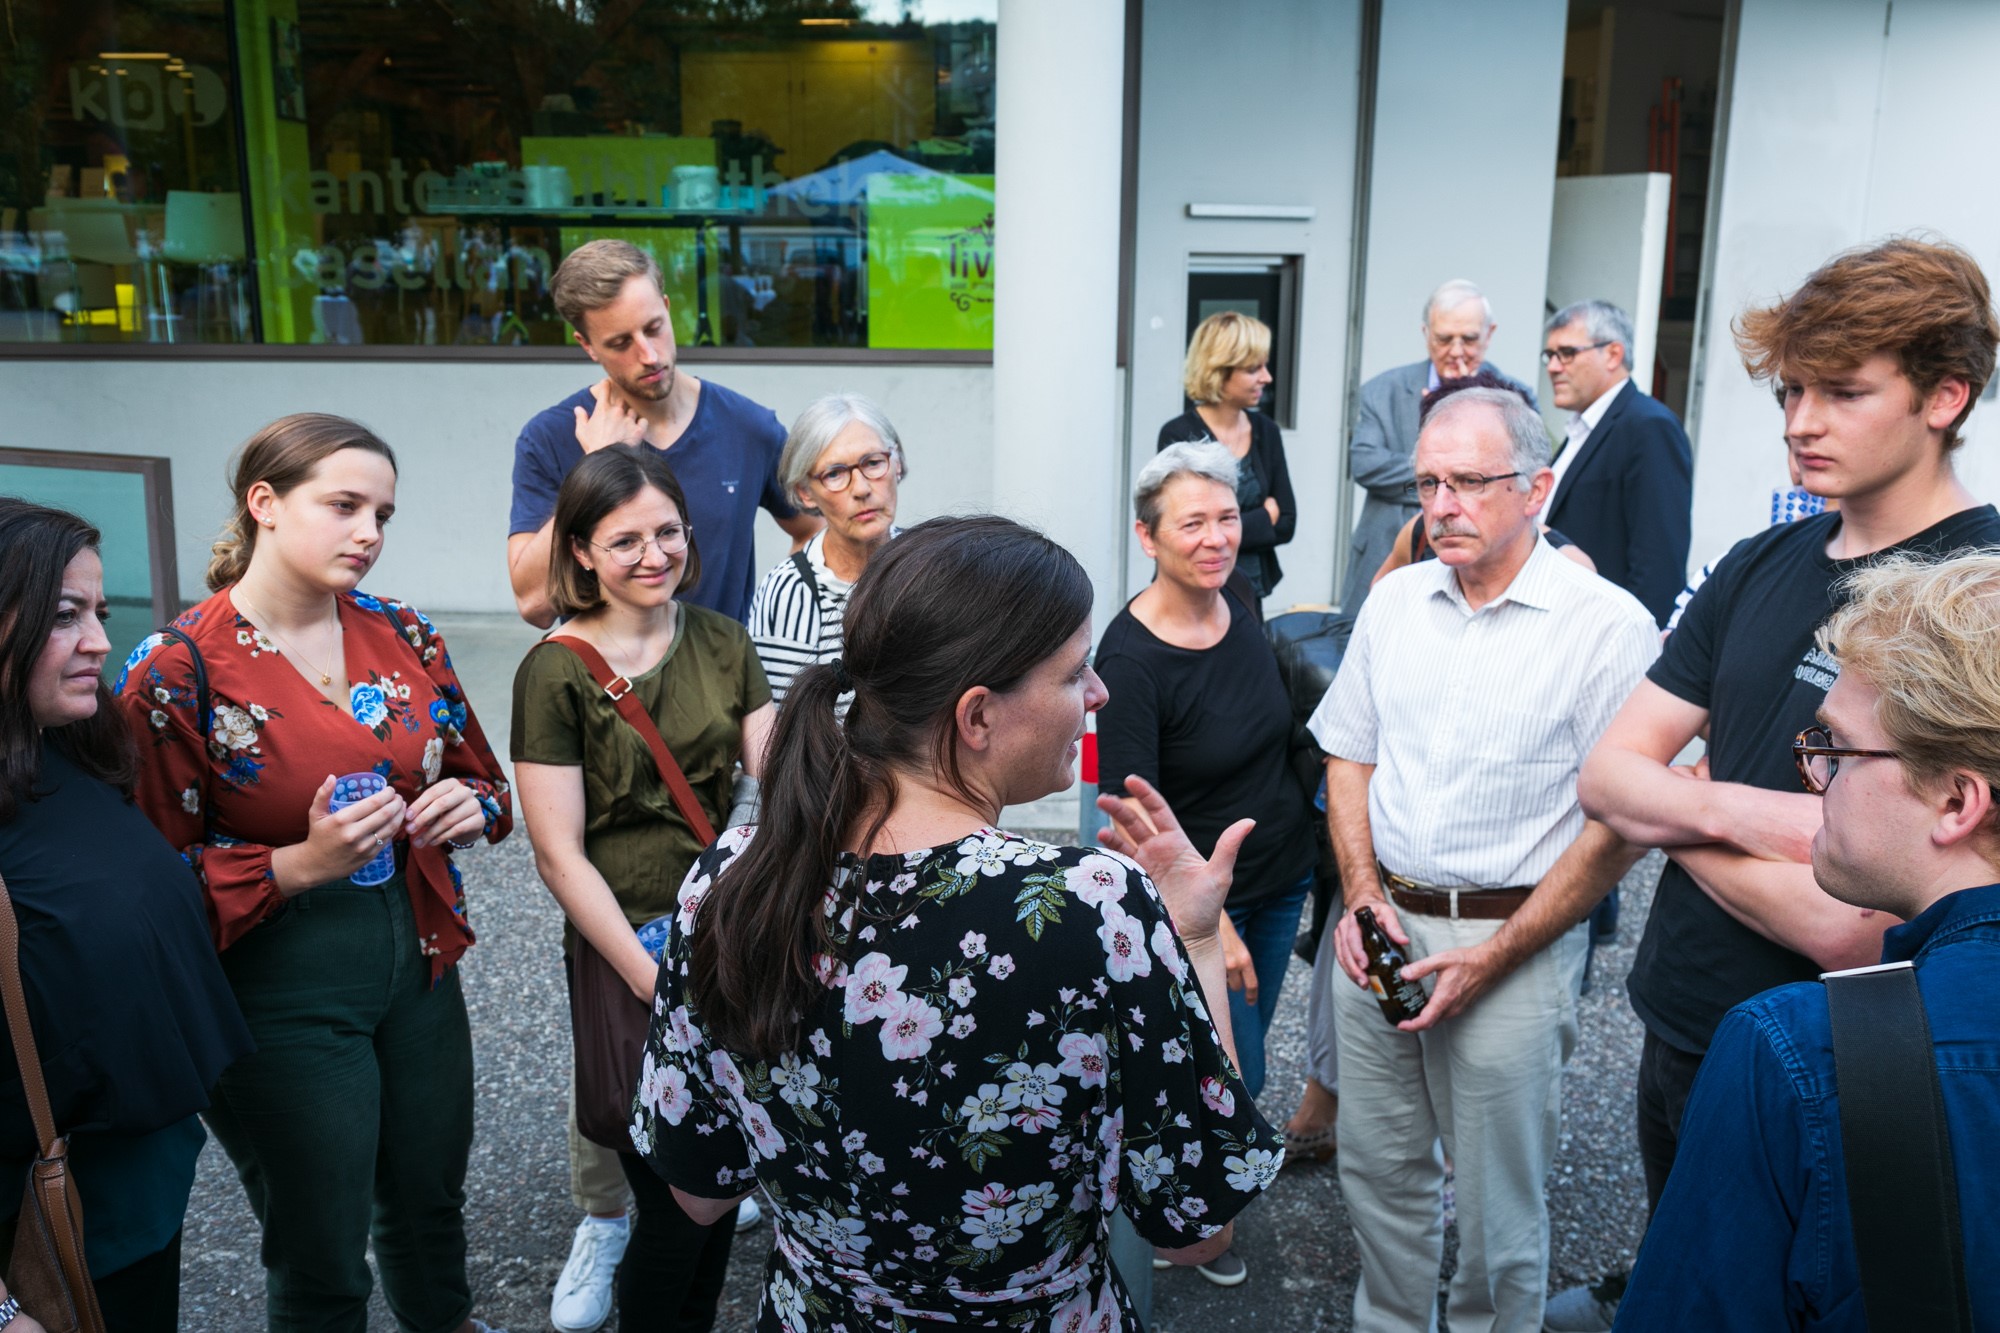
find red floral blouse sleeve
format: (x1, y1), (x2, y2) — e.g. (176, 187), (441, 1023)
(114, 616), (285, 945)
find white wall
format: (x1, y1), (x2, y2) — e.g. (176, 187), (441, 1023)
(1125, 0), (1363, 609)
(1543, 171), (1670, 437)
(1359, 0), (1569, 388)
(1687, 0), (2000, 567)
(0, 357), (993, 613)
(992, 0), (1127, 619)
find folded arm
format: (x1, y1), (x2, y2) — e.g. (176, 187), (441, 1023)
(1579, 679), (1820, 861)
(1668, 844), (1886, 971)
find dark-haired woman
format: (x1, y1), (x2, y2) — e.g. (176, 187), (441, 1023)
(0, 498), (252, 1331)
(629, 515), (1282, 1331)
(512, 444), (773, 1332)
(114, 414), (513, 1333)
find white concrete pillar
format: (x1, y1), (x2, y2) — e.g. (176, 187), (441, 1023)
(992, 0), (1128, 622)
(1358, 0), (1568, 385)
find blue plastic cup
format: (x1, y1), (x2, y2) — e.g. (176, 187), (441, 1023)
(331, 771), (398, 886)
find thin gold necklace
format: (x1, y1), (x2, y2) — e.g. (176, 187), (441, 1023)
(236, 592), (343, 687)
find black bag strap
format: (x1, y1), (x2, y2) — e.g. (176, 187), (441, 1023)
(157, 625), (211, 739)
(789, 549), (821, 605)
(1824, 960), (1972, 1332)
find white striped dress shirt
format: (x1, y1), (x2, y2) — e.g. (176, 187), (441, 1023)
(1309, 536), (1659, 889)
(747, 532), (852, 704)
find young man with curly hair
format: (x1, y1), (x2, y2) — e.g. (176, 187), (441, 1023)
(1547, 237), (2000, 1332)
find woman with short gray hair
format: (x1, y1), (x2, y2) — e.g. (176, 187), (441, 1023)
(748, 393), (905, 703)
(1093, 440), (1318, 1289)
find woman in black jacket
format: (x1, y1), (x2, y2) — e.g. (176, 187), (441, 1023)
(1157, 310), (1297, 599)
(0, 498), (252, 1330)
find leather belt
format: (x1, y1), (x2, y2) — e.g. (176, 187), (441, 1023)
(1380, 865), (1533, 921)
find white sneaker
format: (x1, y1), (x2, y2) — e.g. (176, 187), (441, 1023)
(736, 1194), (763, 1232)
(551, 1215), (629, 1333)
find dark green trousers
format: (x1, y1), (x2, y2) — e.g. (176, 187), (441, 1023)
(203, 872), (475, 1333)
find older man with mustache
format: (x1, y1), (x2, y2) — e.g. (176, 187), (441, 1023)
(1308, 388), (1658, 1332)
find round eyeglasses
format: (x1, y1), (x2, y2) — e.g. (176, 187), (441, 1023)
(811, 451), (896, 493)
(594, 523), (692, 566)
(1792, 725), (1899, 794)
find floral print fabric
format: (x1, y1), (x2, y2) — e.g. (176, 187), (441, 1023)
(634, 825), (1281, 1331)
(115, 587), (512, 981)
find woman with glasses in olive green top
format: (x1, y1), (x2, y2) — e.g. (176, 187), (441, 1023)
(511, 445), (774, 1331)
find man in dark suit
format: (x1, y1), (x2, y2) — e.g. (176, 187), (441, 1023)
(1541, 300), (1693, 628)
(1341, 279), (1536, 612)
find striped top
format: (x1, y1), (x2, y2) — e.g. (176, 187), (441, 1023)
(747, 531), (855, 704)
(1308, 536), (1659, 889)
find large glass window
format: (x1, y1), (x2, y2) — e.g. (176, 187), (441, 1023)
(1, 1), (996, 352)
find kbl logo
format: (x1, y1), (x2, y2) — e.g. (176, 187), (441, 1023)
(69, 62), (227, 131)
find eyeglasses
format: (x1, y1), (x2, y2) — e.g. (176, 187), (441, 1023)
(811, 451), (896, 493)
(594, 523), (692, 566)
(1407, 472), (1522, 500)
(1540, 340), (1614, 367)
(1427, 331), (1489, 350)
(1793, 725), (1899, 793)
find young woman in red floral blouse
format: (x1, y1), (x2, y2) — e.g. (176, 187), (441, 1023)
(115, 413), (513, 1333)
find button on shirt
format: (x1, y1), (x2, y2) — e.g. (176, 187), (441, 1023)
(1548, 378), (1630, 506)
(1615, 883), (2000, 1331)
(1308, 536), (1658, 888)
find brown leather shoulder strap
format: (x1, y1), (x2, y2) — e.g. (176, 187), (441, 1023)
(545, 636), (717, 845)
(0, 874), (59, 1155)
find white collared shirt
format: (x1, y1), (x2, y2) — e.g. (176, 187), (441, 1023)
(1548, 377), (1630, 503)
(1308, 536), (1659, 888)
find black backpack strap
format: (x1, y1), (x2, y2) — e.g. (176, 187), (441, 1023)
(789, 549), (821, 605)
(157, 625), (212, 739)
(1824, 960), (1972, 1332)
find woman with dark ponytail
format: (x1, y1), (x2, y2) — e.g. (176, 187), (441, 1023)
(631, 515), (1283, 1330)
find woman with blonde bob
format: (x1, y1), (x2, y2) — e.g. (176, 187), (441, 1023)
(115, 412), (514, 1333)
(748, 393), (906, 705)
(1157, 311), (1298, 599)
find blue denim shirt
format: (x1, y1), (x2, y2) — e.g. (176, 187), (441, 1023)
(1616, 883), (2000, 1331)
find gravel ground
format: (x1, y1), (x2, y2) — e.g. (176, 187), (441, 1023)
(178, 837), (1661, 1331)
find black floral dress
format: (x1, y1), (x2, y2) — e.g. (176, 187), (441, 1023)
(633, 825), (1282, 1331)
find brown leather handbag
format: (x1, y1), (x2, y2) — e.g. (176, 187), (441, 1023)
(547, 636), (719, 1150)
(0, 874), (106, 1333)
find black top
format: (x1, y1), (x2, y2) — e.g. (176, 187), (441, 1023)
(1095, 589), (1316, 908)
(0, 745), (252, 1152)
(1629, 504), (2000, 1054)
(1157, 409), (1297, 598)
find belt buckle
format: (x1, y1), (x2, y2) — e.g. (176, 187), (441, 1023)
(1449, 888), (1460, 921)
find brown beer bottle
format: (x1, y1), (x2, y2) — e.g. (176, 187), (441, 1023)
(1356, 905), (1428, 1025)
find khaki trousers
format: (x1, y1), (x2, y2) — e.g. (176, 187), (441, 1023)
(1334, 913), (1587, 1333)
(568, 1076), (635, 1215)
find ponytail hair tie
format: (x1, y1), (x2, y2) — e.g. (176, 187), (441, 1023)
(829, 657), (852, 691)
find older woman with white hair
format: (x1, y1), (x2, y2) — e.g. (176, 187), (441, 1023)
(1093, 440), (1318, 1289)
(748, 393), (905, 704)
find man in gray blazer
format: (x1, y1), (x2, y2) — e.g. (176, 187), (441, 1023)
(1341, 279), (1537, 612)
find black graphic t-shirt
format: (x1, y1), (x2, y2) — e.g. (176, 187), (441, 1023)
(1630, 503), (2000, 1054)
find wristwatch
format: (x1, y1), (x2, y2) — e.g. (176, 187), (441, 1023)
(0, 1294), (24, 1328)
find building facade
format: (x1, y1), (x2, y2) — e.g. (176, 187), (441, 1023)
(4, 0), (1998, 626)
